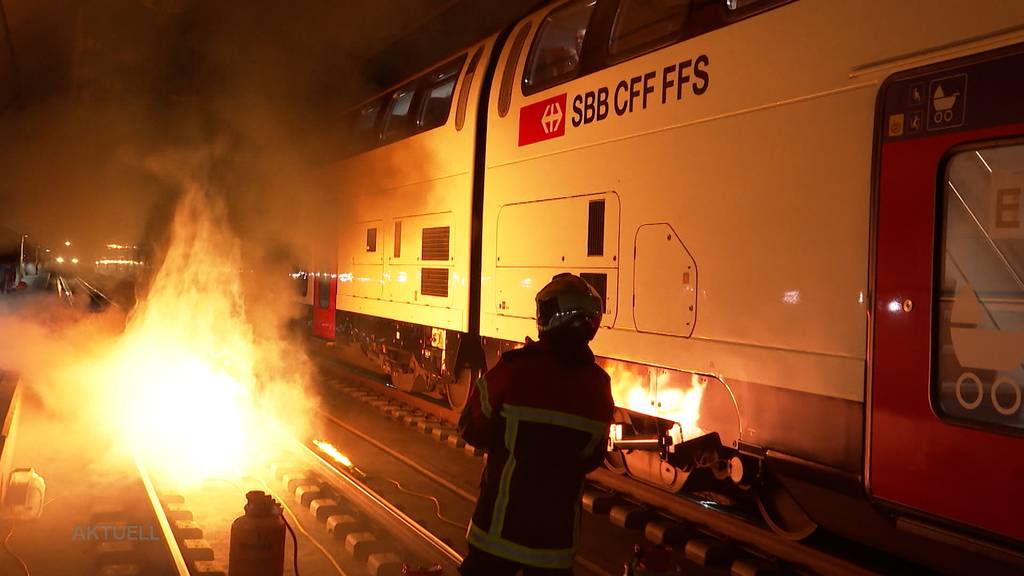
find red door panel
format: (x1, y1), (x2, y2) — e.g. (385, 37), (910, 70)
(871, 45), (1024, 543)
(312, 275), (336, 340)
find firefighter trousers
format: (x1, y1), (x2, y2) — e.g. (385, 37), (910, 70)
(458, 545), (574, 576)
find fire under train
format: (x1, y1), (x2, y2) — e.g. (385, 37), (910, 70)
(294, 0), (1024, 571)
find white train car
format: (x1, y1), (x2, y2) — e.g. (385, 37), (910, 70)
(319, 39), (499, 399)
(309, 1), (1024, 570)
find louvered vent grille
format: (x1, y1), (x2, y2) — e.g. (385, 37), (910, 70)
(422, 226), (450, 261)
(421, 268), (449, 297)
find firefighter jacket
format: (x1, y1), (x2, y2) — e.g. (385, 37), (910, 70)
(458, 339), (615, 569)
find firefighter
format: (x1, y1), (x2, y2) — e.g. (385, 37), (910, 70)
(458, 273), (615, 576)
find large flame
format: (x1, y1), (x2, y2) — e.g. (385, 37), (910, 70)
(92, 185), (313, 486)
(603, 360), (705, 441)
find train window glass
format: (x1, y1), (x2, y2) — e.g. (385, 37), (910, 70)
(418, 77), (458, 130)
(580, 272), (607, 312)
(935, 143), (1024, 433)
(609, 0), (689, 59)
(366, 227), (378, 252)
(422, 226), (450, 261)
(499, 22), (532, 117)
(523, 0), (596, 95)
(394, 221), (402, 258)
(588, 199), (605, 256)
(418, 57), (465, 132)
(318, 277), (330, 309)
(293, 269), (308, 298)
(352, 98), (384, 149)
(456, 48), (482, 130)
(382, 86), (416, 142)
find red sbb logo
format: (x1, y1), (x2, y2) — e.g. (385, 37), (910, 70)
(518, 93), (567, 146)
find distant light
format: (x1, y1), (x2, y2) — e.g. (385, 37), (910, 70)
(71, 258), (79, 264)
(96, 259), (144, 266)
(55, 256), (65, 263)
(888, 300), (901, 313)
(45, 249), (50, 253)
(783, 290), (800, 305)
(64, 240), (71, 247)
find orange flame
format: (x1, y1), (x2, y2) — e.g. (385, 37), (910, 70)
(313, 439), (353, 468)
(603, 360), (706, 441)
(92, 186), (314, 487)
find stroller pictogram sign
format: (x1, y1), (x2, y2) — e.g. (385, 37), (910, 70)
(927, 73), (967, 131)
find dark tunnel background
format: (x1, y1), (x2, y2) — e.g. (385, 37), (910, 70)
(0, 0), (544, 262)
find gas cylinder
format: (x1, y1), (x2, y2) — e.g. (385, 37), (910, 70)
(228, 491), (286, 576)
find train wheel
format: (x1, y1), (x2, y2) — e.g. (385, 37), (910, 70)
(446, 368), (477, 411)
(756, 473), (817, 540)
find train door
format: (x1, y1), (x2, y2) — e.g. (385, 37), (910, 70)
(871, 44), (1024, 544)
(312, 274), (336, 340)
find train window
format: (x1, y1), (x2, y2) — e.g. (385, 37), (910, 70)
(318, 277), (330, 309)
(935, 143), (1024, 433)
(499, 22), (533, 117)
(394, 221), (402, 258)
(366, 227), (378, 252)
(587, 199), (605, 256)
(456, 48), (482, 130)
(350, 98), (384, 151)
(609, 0), (689, 59)
(523, 0), (596, 95)
(418, 56), (465, 132)
(382, 85), (416, 142)
(422, 226), (450, 261)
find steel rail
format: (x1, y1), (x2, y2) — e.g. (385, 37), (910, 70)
(135, 457), (190, 576)
(292, 437), (465, 567)
(319, 404), (615, 576)
(591, 469), (878, 576)
(75, 277), (115, 307)
(319, 409), (476, 502)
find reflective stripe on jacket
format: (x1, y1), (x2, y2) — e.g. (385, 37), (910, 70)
(459, 339), (614, 568)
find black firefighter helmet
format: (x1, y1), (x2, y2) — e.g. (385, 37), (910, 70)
(535, 273), (603, 342)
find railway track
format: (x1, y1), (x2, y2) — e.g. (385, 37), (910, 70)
(5, 400), (463, 575)
(312, 345), (910, 576)
(314, 385), (622, 576)
(138, 435), (464, 576)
